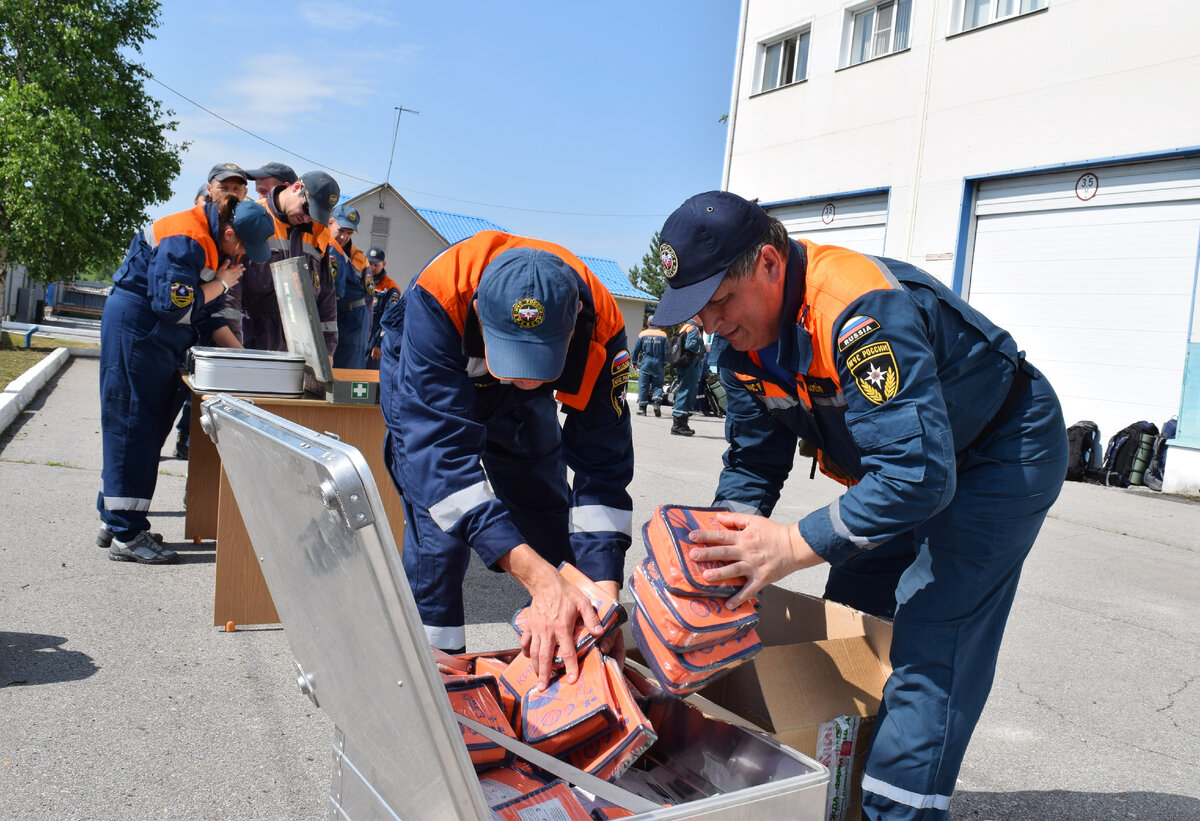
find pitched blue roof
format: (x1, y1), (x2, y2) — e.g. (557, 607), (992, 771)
(415, 207), (508, 244)
(578, 255), (655, 302)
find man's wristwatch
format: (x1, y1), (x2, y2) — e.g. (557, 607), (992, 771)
(219, 278), (230, 293)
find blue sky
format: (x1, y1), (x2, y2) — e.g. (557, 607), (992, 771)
(139, 1), (741, 274)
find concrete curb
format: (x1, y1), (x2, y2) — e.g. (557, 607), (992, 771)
(0, 346), (74, 435)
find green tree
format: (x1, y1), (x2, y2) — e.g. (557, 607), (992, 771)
(0, 0), (183, 301)
(627, 231), (667, 299)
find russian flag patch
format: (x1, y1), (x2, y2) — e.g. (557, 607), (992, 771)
(837, 315), (881, 352)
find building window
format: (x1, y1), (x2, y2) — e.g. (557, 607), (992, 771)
(846, 0), (911, 66)
(955, 0), (1045, 33)
(371, 215), (390, 255)
(758, 28), (811, 93)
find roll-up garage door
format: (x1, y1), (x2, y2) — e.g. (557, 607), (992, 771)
(767, 192), (889, 255)
(965, 157), (1200, 442)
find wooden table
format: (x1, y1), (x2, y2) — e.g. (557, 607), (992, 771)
(185, 371), (405, 627)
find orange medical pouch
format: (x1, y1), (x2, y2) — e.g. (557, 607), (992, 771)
(472, 656), (519, 725)
(491, 779), (593, 821)
(443, 676), (518, 768)
(567, 655), (658, 781)
(629, 607), (725, 696)
(498, 652), (541, 731)
(511, 563), (627, 660)
(630, 558), (759, 651)
(475, 764), (549, 808)
(642, 505), (746, 597)
(672, 625), (762, 675)
(521, 648), (617, 756)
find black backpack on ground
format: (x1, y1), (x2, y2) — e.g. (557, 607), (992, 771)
(1087, 421), (1159, 488)
(667, 332), (696, 368)
(1142, 417), (1177, 492)
(1065, 421), (1100, 481)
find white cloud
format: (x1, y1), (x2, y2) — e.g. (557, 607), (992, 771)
(218, 52), (376, 134)
(298, 2), (395, 31)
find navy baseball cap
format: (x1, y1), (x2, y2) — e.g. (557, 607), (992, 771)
(208, 162), (249, 183)
(368, 247), (385, 262)
(244, 162), (298, 184)
(651, 190), (770, 326)
(475, 248), (580, 382)
(231, 200), (275, 263)
(330, 204), (360, 230)
(300, 171), (339, 225)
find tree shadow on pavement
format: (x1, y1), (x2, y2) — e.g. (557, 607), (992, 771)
(953, 789), (1200, 820)
(0, 631), (99, 687)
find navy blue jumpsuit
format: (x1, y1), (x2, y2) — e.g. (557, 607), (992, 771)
(332, 239), (371, 370)
(714, 239), (1068, 820)
(98, 204), (233, 539)
(631, 327), (666, 410)
(379, 231), (635, 652)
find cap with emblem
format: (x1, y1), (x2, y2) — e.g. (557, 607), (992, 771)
(331, 204), (360, 231)
(244, 161), (298, 184)
(368, 247), (385, 261)
(207, 162), (249, 183)
(231, 200), (275, 264)
(299, 171), (339, 225)
(650, 190), (769, 326)
(474, 248), (581, 383)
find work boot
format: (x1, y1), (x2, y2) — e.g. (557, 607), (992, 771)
(97, 528), (164, 549)
(174, 433), (189, 460)
(653, 403), (661, 418)
(108, 531), (178, 565)
(671, 415), (695, 436)
(637, 405), (647, 416)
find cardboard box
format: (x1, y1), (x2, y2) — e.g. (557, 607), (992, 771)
(694, 587), (893, 821)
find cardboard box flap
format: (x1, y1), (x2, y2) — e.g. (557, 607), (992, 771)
(755, 587), (894, 675)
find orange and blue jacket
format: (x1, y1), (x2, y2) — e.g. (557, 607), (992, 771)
(378, 231), (634, 582)
(631, 327), (667, 375)
(714, 239), (1022, 567)
(112, 202), (230, 337)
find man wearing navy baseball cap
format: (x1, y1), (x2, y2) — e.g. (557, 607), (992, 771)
(378, 232), (634, 690)
(659, 190), (1068, 821)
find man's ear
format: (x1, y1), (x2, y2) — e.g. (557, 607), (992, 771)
(760, 244), (785, 283)
(577, 300), (583, 315)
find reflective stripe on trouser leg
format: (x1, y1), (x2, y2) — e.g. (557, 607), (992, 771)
(861, 374), (1067, 821)
(401, 496), (472, 650)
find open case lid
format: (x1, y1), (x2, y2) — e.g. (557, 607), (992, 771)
(271, 256), (334, 390)
(198, 394), (491, 820)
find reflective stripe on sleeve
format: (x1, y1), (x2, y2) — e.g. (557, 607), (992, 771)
(829, 499), (878, 549)
(715, 499), (759, 515)
(569, 505), (633, 536)
(102, 496), (152, 512)
(142, 224), (158, 247)
(175, 307), (193, 325)
(320, 320), (339, 333)
(428, 481), (496, 532)
(861, 774), (951, 811)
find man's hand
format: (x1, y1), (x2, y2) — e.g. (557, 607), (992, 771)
(497, 545), (606, 691)
(687, 511), (825, 608)
(369, 346), (382, 361)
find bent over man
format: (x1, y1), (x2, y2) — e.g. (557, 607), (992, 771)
(651, 191), (1068, 821)
(379, 231), (634, 688)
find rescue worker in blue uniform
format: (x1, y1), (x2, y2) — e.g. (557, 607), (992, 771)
(669, 317), (705, 436)
(227, 170), (340, 356)
(328, 204), (371, 369)
(379, 231), (635, 689)
(365, 246), (399, 370)
(650, 191), (1068, 821)
(630, 323), (667, 416)
(98, 196), (274, 564)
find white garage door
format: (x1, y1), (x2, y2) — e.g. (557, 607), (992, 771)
(966, 157), (1200, 442)
(767, 192), (888, 255)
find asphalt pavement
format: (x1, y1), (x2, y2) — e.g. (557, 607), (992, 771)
(1, 353), (1197, 820)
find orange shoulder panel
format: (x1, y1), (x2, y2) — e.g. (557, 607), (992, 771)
(153, 206), (218, 272)
(798, 240), (897, 379)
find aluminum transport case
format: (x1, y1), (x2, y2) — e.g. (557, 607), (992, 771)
(187, 347), (306, 396)
(200, 394), (830, 821)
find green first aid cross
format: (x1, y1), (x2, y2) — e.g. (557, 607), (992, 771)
(352, 382), (368, 399)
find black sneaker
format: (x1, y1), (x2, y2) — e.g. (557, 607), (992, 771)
(108, 532), (178, 564)
(174, 435), (189, 460)
(653, 404), (661, 417)
(97, 528), (163, 549)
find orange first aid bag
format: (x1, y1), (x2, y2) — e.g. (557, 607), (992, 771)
(510, 563), (627, 660)
(567, 655), (658, 781)
(521, 648), (617, 756)
(443, 676), (518, 768)
(475, 764), (549, 808)
(491, 779), (593, 821)
(629, 606), (727, 696)
(630, 558), (759, 651)
(642, 505), (746, 597)
(472, 656), (519, 725)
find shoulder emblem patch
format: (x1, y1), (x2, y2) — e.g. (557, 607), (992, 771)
(170, 283), (194, 308)
(612, 349), (630, 374)
(846, 340), (900, 405)
(837, 315), (881, 353)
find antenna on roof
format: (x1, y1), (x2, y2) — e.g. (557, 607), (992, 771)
(384, 105), (419, 189)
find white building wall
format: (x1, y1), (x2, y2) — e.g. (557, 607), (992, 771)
(727, 0), (1200, 284)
